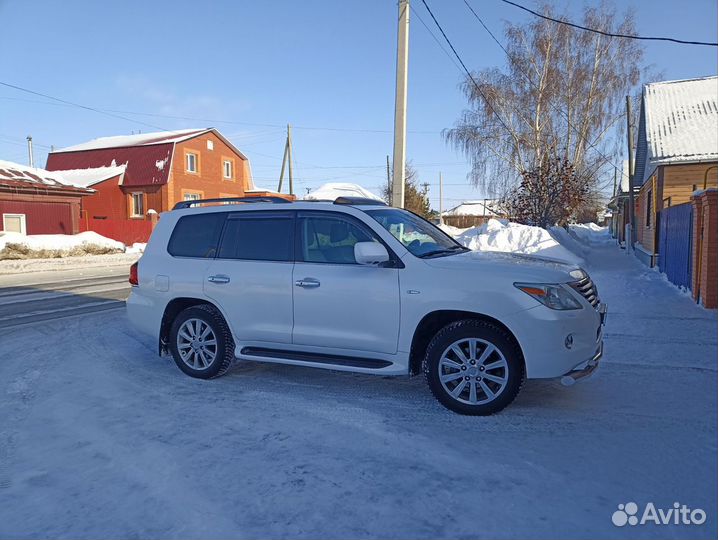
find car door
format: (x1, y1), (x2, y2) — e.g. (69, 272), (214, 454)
(204, 210), (295, 344)
(292, 211), (401, 354)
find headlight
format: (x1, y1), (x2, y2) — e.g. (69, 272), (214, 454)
(514, 283), (583, 310)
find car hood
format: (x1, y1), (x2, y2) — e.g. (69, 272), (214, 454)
(422, 249), (580, 283)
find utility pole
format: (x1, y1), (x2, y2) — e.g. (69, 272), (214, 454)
(439, 172), (444, 225)
(386, 155), (392, 205)
(26, 136), (34, 167)
(612, 168), (618, 238)
(277, 123), (294, 195)
(612, 168), (617, 198)
(391, 0), (409, 208)
(625, 95), (636, 251)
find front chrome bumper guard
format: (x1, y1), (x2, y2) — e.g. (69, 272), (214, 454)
(560, 303), (607, 387)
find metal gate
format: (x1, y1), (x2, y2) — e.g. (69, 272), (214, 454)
(658, 203), (693, 290)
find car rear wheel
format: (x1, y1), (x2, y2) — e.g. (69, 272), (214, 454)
(169, 304), (234, 379)
(424, 319), (524, 415)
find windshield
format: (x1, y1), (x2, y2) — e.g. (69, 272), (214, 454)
(366, 208), (467, 258)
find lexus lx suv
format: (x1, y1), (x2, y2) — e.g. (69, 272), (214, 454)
(127, 196), (606, 415)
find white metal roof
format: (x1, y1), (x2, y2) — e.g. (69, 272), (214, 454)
(442, 200), (501, 217)
(55, 128), (210, 153)
(52, 164), (127, 188)
(0, 159), (91, 190)
(641, 76), (718, 183)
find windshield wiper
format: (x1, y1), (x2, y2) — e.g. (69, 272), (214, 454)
(419, 245), (469, 258)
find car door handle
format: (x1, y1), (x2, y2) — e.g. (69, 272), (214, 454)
(295, 278), (320, 288)
(207, 274), (231, 284)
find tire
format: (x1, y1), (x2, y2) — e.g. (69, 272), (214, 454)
(169, 304), (235, 379)
(423, 319), (524, 415)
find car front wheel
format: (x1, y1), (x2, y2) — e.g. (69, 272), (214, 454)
(424, 319), (524, 415)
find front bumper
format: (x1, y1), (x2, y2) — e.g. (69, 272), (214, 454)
(560, 341), (603, 386)
(560, 302), (606, 385)
(503, 301), (607, 379)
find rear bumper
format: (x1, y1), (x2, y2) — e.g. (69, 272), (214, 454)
(126, 288), (162, 340)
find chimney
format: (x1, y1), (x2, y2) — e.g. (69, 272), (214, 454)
(26, 135), (34, 167)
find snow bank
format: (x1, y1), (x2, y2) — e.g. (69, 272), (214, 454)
(569, 223), (612, 245)
(549, 226), (590, 259)
(0, 252), (141, 275)
(0, 231), (125, 260)
(125, 242), (146, 254)
(303, 182), (384, 202)
(449, 219), (584, 265)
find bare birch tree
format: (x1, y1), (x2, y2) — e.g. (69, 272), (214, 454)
(445, 1), (644, 203)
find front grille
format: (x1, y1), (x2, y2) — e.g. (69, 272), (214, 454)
(570, 276), (600, 308)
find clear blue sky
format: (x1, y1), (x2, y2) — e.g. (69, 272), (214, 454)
(1, 0), (716, 209)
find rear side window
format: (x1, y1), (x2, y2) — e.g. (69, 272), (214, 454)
(218, 212), (293, 262)
(167, 213), (226, 258)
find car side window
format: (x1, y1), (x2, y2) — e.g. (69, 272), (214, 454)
(167, 212), (226, 258)
(298, 213), (376, 264)
(218, 211), (293, 262)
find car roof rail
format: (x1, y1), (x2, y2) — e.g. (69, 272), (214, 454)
(333, 197), (388, 206)
(172, 196), (292, 210)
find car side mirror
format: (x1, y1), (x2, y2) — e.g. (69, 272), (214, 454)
(354, 242), (390, 266)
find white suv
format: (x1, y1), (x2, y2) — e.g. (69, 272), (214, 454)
(127, 196), (606, 415)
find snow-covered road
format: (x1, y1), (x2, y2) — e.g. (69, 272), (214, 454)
(0, 243), (715, 539)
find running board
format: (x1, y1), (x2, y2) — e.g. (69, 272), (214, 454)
(239, 347), (392, 369)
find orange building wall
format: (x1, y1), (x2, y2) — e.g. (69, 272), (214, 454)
(80, 175), (126, 220)
(167, 132), (251, 209)
(81, 175), (166, 221)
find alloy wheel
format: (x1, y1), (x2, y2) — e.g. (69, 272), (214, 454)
(438, 338), (509, 405)
(176, 318), (218, 371)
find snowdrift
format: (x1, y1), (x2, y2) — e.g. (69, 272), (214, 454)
(442, 219), (584, 265)
(0, 231), (126, 260)
(568, 223), (611, 245)
(303, 182), (384, 202)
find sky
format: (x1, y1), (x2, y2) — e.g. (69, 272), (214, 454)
(0, 0), (716, 210)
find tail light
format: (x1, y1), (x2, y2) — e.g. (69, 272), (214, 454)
(129, 262), (139, 286)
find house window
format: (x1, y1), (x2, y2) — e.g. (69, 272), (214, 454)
(2, 213), (26, 234)
(206, 140), (214, 151)
(130, 193), (145, 217)
(223, 159), (234, 179)
(645, 189), (652, 228)
(186, 152), (198, 173)
(183, 192), (202, 201)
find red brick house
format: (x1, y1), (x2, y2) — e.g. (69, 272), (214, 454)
(0, 160), (93, 235)
(45, 128), (275, 243)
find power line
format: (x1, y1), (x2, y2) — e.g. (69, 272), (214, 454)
(462, 0), (624, 178)
(409, 4), (462, 72)
(0, 81), (168, 131)
(500, 0), (718, 47)
(418, 0), (515, 138)
(0, 92), (441, 135)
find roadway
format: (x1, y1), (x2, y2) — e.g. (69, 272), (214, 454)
(0, 265), (130, 330)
